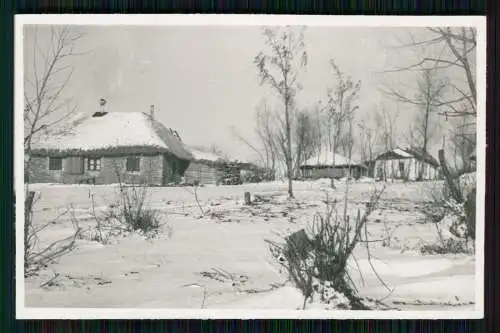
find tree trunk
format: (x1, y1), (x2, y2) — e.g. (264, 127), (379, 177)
(465, 187), (476, 241)
(285, 101), (294, 199)
(330, 136), (337, 189)
(438, 149), (464, 203)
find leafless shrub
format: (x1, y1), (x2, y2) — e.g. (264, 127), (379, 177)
(420, 160), (476, 253)
(24, 190), (81, 277)
(438, 149), (475, 245)
(380, 219), (398, 248)
(420, 176), (475, 254)
(420, 238), (472, 255)
(116, 183), (161, 235)
(182, 181), (205, 216)
(267, 185), (385, 309)
(86, 172), (164, 243)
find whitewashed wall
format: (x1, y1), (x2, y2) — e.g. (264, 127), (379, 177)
(374, 158), (438, 181)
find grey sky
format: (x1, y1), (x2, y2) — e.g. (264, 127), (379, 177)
(23, 25), (465, 162)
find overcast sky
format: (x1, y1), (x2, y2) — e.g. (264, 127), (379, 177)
(23, 25), (465, 163)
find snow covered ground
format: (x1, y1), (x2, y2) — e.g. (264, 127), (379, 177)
(24, 179), (476, 311)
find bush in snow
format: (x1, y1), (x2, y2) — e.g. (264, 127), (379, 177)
(310, 278), (351, 310)
(118, 185), (161, 234)
(267, 186), (385, 310)
(86, 176), (163, 243)
(104, 183), (161, 238)
(420, 238), (471, 255)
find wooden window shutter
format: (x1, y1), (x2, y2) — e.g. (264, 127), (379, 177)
(66, 157), (84, 174)
(126, 156), (140, 172)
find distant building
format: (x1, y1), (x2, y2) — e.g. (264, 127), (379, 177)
(373, 147), (440, 181)
(183, 147), (227, 185)
(300, 152), (367, 180)
(27, 110), (193, 186)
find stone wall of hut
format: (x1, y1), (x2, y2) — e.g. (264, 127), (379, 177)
(27, 154), (165, 185)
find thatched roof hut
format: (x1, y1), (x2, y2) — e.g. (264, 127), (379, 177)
(30, 111), (193, 160)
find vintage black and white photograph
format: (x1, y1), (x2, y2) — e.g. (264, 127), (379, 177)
(16, 15), (485, 319)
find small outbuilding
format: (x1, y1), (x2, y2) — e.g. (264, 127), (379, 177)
(300, 152), (367, 180)
(183, 147), (227, 185)
(373, 147), (440, 181)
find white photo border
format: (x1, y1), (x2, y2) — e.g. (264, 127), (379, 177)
(15, 14), (487, 320)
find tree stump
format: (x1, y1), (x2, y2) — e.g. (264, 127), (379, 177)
(244, 191), (251, 205)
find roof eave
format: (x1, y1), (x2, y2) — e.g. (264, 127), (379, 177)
(29, 145), (191, 158)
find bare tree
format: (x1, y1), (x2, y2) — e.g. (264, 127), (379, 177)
(337, 127), (356, 159)
(255, 102), (279, 180)
(312, 105), (326, 165)
(414, 69), (447, 171)
(385, 27), (477, 120)
(230, 127), (267, 165)
(293, 109), (321, 178)
(449, 116), (476, 174)
(272, 110), (292, 172)
(358, 114), (379, 177)
(388, 68), (447, 180)
(322, 60), (361, 188)
(254, 26), (308, 198)
(374, 104), (399, 152)
(382, 27), (478, 181)
(24, 26), (86, 158)
(23, 26), (86, 276)
(373, 104), (400, 181)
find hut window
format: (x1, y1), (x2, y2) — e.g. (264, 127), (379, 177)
(48, 157), (63, 171)
(126, 156), (141, 172)
(87, 157), (101, 171)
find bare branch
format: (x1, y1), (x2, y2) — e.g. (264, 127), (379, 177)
(24, 25), (86, 154)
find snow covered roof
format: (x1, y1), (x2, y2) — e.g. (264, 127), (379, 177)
(30, 112), (193, 160)
(392, 148), (413, 158)
(301, 151), (364, 168)
(188, 146), (227, 164)
(375, 148), (412, 160)
(375, 147), (439, 167)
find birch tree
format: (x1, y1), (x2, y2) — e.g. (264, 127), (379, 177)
(322, 60), (361, 188)
(254, 26), (307, 198)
